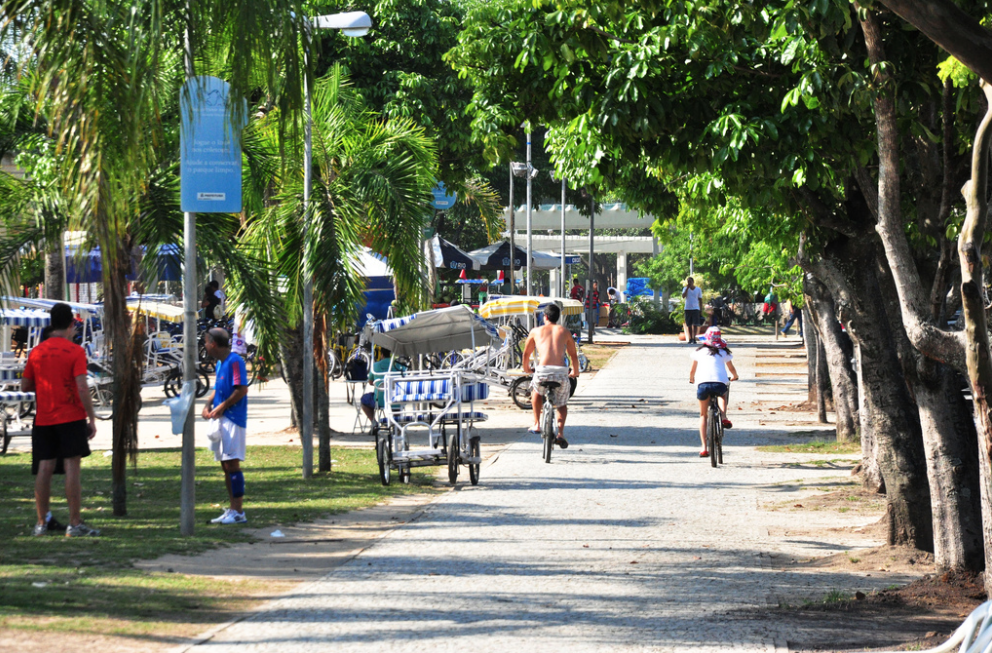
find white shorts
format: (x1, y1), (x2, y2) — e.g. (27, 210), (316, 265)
(210, 416), (246, 462)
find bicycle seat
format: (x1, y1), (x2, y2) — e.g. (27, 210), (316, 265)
(539, 381), (561, 390)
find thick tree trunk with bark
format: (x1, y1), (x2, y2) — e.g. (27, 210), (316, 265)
(846, 265), (932, 548)
(804, 305), (818, 406)
(816, 338), (829, 424)
(44, 240), (64, 301)
(807, 237), (932, 548)
(804, 277), (858, 439)
(957, 81), (992, 592)
(855, 343), (885, 494)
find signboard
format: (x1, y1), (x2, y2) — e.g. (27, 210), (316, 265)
(430, 182), (457, 210)
(180, 76), (247, 213)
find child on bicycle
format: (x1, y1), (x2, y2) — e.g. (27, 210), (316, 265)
(689, 326), (739, 458)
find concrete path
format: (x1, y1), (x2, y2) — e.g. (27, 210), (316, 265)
(189, 337), (910, 653)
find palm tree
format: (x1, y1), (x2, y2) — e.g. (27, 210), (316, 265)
(0, 0), (312, 514)
(242, 66), (438, 471)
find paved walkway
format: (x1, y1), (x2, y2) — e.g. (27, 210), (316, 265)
(192, 337), (908, 652)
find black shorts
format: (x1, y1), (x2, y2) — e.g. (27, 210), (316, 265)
(32, 420), (91, 474)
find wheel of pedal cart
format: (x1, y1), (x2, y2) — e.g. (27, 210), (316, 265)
(1, 415), (9, 456)
(447, 430), (460, 485)
(376, 436), (391, 486)
(468, 437), (480, 486)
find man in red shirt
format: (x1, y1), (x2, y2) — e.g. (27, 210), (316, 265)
(21, 303), (100, 537)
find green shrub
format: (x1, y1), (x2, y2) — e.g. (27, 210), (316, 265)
(622, 297), (681, 335)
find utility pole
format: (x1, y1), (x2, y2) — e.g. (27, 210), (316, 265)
(525, 128), (533, 296)
(587, 193), (595, 345)
(508, 164), (515, 295)
(180, 17), (197, 536)
(560, 178), (566, 297)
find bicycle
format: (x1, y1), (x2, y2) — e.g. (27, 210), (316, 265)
(535, 379), (562, 464)
(706, 384), (730, 468)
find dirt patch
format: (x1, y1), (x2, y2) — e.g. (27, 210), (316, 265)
(766, 487), (886, 516)
(772, 543), (933, 574)
(762, 570), (986, 652)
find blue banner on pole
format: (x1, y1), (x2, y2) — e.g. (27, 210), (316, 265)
(180, 76), (247, 213)
(430, 182), (457, 210)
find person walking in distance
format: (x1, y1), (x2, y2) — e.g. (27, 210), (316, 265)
(202, 328), (249, 524)
(569, 276), (585, 302)
(682, 277), (704, 344)
(585, 280), (601, 335)
(22, 303), (100, 537)
(522, 304), (581, 448)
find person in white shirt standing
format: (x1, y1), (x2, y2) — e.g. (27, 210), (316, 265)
(689, 326), (739, 458)
(681, 276), (704, 344)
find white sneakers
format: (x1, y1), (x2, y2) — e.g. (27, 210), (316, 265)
(210, 508), (247, 524)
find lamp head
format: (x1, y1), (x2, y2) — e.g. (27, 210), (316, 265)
(312, 11), (372, 37)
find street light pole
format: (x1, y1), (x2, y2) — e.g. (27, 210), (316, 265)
(525, 128), (532, 296)
(560, 178), (566, 297)
(508, 164), (514, 296)
(300, 11), (371, 480)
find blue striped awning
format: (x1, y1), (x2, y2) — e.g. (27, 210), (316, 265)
(374, 314), (417, 334)
(0, 309), (51, 327)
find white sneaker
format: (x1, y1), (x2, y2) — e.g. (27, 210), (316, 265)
(210, 509), (232, 524)
(219, 511), (246, 525)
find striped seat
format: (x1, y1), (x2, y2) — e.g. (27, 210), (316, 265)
(435, 411), (488, 422)
(381, 411), (488, 425)
(0, 368), (24, 381)
(391, 379), (489, 403)
(0, 391), (35, 402)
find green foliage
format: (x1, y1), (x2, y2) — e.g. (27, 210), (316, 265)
(622, 296), (681, 335)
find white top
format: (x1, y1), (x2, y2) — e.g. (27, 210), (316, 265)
(691, 348), (733, 385)
(684, 286), (703, 311)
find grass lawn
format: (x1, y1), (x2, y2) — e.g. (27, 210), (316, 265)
(582, 344), (622, 372)
(0, 445), (439, 645)
(757, 440), (861, 454)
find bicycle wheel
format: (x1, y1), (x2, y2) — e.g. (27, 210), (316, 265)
(328, 349), (343, 380)
(542, 403), (554, 464)
(91, 385), (114, 421)
(468, 437), (480, 486)
(163, 370), (181, 398)
(716, 419), (724, 464)
(708, 404), (719, 468)
(195, 371), (211, 398)
(376, 436), (391, 486)
(447, 430), (460, 484)
(510, 376), (533, 410)
(579, 352), (590, 373)
(1, 416), (9, 455)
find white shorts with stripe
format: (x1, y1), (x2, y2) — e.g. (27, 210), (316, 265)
(210, 416), (247, 462)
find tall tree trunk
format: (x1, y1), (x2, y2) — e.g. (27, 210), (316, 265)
(855, 343), (885, 494)
(44, 238), (64, 301)
(958, 80), (992, 591)
(843, 260), (932, 549)
(816, 337), (829, 425)
(279, 323), (304, 434)
(804, 304), (818, 406)
(105, 248), (142, 517)
(804, 277), (858, 439)
(913, 360), (985, 570)
(875, 243), (985, 571)
(809, 243), (932, 549)
(316, 320), (331, 473)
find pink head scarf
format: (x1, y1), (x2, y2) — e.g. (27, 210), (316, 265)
(702, 326), (728, 349)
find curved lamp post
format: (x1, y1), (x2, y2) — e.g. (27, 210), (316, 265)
(301, 11), (372, 479)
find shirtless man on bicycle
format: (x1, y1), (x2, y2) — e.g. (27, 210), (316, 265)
(522, 304), (580, 448)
